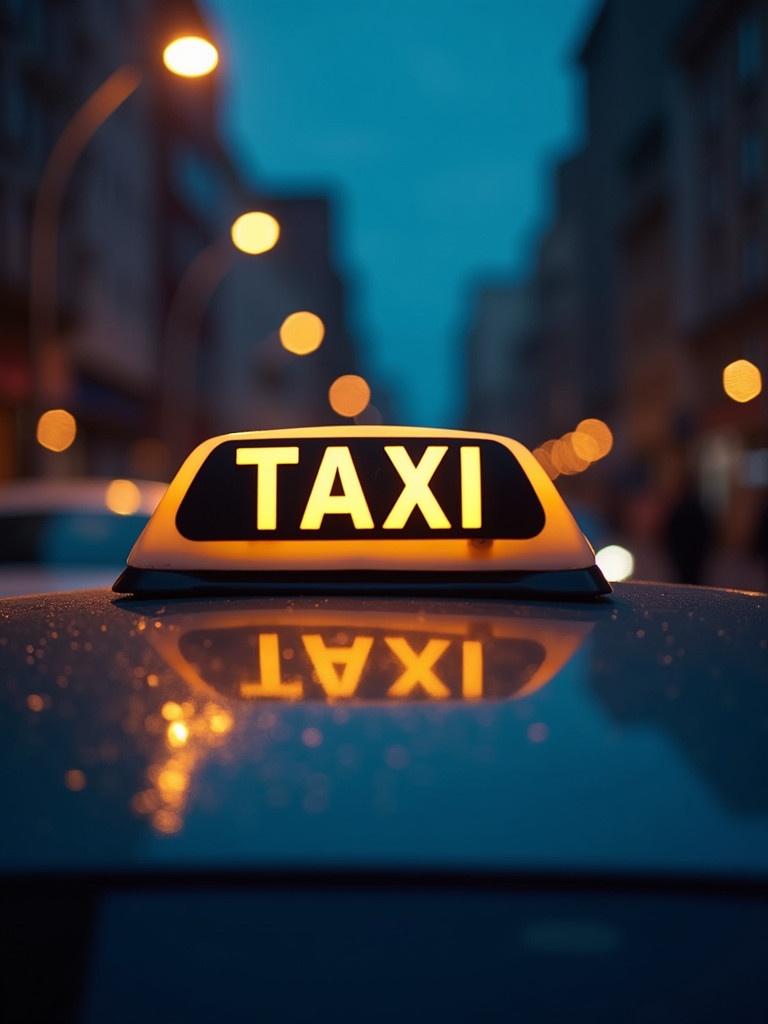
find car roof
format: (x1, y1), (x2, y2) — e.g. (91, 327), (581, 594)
(0, 478), (166, 516)
(1, 581), (767, 880)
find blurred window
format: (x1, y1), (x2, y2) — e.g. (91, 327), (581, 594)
(0, 513), (148, 566)
(740, 131), (762, 187)
(738, 12), (762, 84)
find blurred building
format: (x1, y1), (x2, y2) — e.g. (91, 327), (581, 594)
(463, 0), (768, 583)
(0, 0), (363, 481)
(208, 194), (359, 437)
(463, 279), (538, 442)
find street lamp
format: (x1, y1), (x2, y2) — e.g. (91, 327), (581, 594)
(28, 35), (219, 462)
(162, 36), (219, 78)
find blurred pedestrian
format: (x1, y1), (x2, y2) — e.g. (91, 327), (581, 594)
(662, 475), (713, 585)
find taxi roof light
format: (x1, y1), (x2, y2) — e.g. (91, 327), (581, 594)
(113, 426), (610, 600)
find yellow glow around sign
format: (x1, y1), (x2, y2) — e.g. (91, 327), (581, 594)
(279, 311), (325, 355)
(723, 359), (762, 403)
(162, 36), (219, 77)
(231, 212), (280, 255)
(105, 479), (141, 516)
(329, 375), (371, 417)
(123, 426), (598, 576)
(36, 409), (77, 452)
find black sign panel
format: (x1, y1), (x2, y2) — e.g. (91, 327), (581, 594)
(176, 437), (545, 541)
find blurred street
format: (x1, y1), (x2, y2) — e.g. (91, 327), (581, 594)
(0, 0), (767, 590)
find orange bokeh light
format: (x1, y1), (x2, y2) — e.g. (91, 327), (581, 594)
(576, 418), (613, 459)
(105, 479), (141, 516)
(279, 311), (325, 355)
(328, 374), (371, 418)
(551, 434), (590, 475)
(723, 359), (762, 403)
(36, 408), (77, 452)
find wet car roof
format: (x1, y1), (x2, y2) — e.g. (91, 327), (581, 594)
(1, 583), (767, 879)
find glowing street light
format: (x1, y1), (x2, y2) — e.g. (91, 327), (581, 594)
(29, 34), (219, 467)
(279, 311), (325, 355)
(329, 375), (371, 418)
(723, 359), (762, 403)
(231, 212), (281, 255)
(162, 36), (219, 78)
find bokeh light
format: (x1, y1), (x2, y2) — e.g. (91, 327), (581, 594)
(551, 434), (589, 475)
(576, 418), (613, 459)
(532, 441), (559, 480)
(279, 311), (325, 355)
(166, 721), (189, 748)
(329, 374), (371, 418)
(231, 211), (280, 255)
(36, 408), (76, 452)
(723, 359), (762, 403)
(571, 430), (601, 462)
(162, 36), (219, 77)
(595, 544), (635, 582)
(105, 479), (141, 516)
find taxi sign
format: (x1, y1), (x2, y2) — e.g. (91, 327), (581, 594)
(113, 426), (610, 598)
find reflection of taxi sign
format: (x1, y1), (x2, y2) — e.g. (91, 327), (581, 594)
(145, 606), (595, 703)
(113, 426), (610, 598)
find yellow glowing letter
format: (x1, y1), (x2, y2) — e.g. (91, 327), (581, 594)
(460, 446), (482, 529)
(385, 637), (451, 699)
(302, 634), (373, 698)
(383, 446), (450, 530)
(236, 446), (300, 530)
(462, 640), (483, 699)
(300, 446), (373, 530)
(240, 633), (303, 699)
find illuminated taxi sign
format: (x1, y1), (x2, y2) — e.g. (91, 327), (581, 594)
(113, 426), (610, 598)
(177, 436), (543, 540)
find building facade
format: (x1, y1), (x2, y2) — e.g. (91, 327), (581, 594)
(464, 0), (768, 582)
(0, 0), (362, 481)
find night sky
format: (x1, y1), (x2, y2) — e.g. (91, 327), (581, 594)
(206, 0), (595, 425)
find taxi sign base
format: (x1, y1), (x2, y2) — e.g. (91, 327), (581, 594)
(113, 565), (611, 600)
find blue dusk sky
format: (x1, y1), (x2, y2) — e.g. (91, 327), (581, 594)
(206, 0), (596, 424)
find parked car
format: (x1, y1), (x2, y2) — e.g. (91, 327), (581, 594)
(0, 478), (166, 597)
